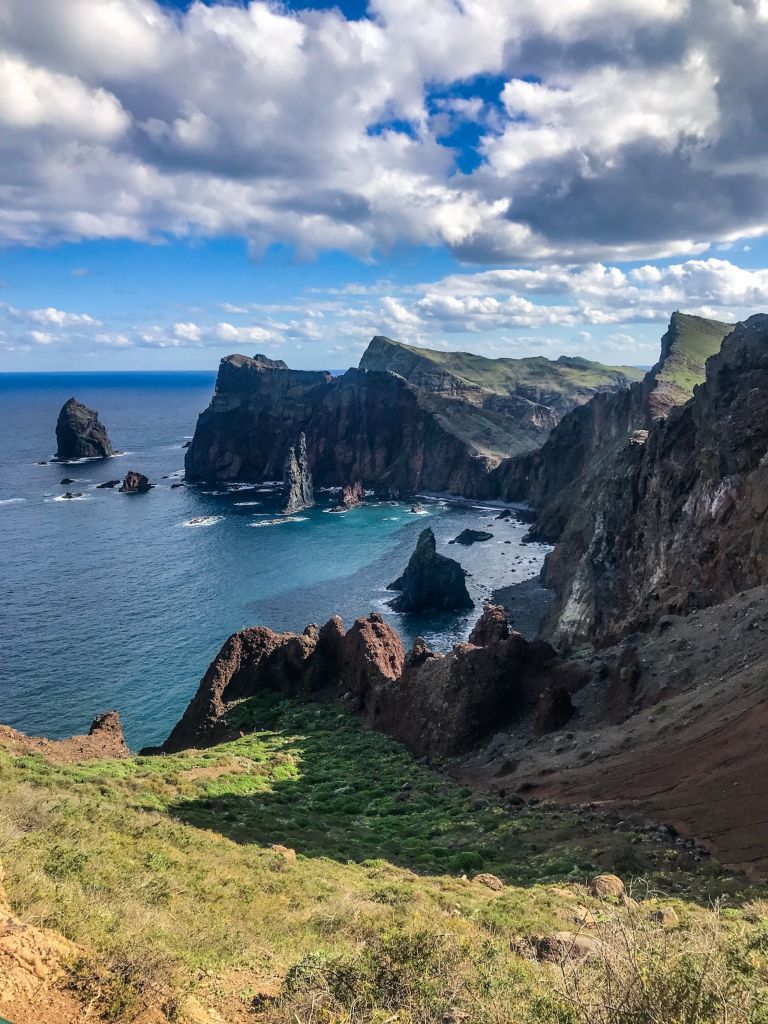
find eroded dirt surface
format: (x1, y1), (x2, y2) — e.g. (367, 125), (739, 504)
(457, 587), (768, 877)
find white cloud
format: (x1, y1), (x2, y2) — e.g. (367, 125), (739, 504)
(173, 321), (201, 342)
(216, 322), (275, 344)
(0, 0), (765, 260)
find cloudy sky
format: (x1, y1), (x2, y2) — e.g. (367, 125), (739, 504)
(2, 0), (768, 370)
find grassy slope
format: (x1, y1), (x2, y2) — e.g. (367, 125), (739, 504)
(653, 312), (733, 400)
(2, 696), (767, 1021)
(360, 337), (645, 397)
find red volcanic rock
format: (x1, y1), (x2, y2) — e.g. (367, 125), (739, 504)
(119, 470), (152, 493)
(159, 605), (585, 763)
(340, 481), (364, 508)
(340, 612), (404, 708)
(0, 712), (129, 763)
(469, 603), (509, 646)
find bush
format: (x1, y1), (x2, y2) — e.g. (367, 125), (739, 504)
(551, 903), (768, 1024)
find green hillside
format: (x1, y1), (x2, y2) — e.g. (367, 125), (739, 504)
(2, 696), (766, 1022)
(360, 336), (645, 398)
(653, 312), (733, 402)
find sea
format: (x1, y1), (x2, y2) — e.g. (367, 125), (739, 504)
(0, 372), (551, 750)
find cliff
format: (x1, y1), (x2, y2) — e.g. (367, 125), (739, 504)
(538, 314), (768, 647)
(489, 313), (733, 523)
(184, 341), (643, 493)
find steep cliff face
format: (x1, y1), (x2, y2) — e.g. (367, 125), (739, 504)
(185, 354), (496, 493)
(185, 340), (643, 494)
(54, 397), (114, 461)
(489, 313), (733, 522)
(542, 314), (768, 648)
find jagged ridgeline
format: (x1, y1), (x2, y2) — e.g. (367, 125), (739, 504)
(184, 342), (644, 494)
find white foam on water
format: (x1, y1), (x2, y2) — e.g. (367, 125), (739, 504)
(407, 508), (430, 515)
(383, 516), (400, 521)
(50, 493), (88, 502)
(0, 497), (26, 505)
(183, 515), (224, 527)
(323, 508), (347, 514)
(248, 516), (308, 528)
(234, 501), (262, 507)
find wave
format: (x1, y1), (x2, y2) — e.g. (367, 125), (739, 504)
(406, 508), (430, 516)
(50, 493), (88, 502)
(0, 497), (26, 505)
(234, 500), (262, 507)
(183, 515), (224, 527)
(382, 516), (400, 521)
(248, 516), (308, 528)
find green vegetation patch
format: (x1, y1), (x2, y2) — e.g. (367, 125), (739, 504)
(0, 696), (766, 1021)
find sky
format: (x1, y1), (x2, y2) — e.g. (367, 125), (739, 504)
(2, 0), (768, 371)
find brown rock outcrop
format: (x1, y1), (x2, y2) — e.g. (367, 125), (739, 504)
(468, 603), (509, 646)
(159, 605), (582, 762)
(340, 481), (364, 508)
(0, 712), (129, 763)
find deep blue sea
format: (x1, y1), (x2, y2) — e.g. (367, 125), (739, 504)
(0, 372), (550, 750)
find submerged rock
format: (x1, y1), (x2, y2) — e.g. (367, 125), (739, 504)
(96, 479), (121, 489)
(59, 477), (75, 485)
(281, 432), (314, 514)
(387, 528), (474, 613)
(61, 491), (83, 500)
(54, 397), (114, 461)
(119, 471), (152, 493)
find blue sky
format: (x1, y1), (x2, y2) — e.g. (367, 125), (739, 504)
(2, 0), (768, 371)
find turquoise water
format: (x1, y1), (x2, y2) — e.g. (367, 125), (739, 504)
(0, 373), (549, 749)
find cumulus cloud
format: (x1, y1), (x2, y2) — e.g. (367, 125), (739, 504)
(0, 0), (766, 260)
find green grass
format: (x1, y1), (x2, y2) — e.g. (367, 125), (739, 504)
(1, 696), (766, 1021)
(361, 336), (645, 398)
(654, 312), (733, 398)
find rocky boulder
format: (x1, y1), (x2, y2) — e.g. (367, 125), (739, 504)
(533, 686), (575, 735)
(451, 528), (493, 545)
(387, 528), (474, 613)
(468, 603), (509, 646)
(54, 397), (114, 461)
(340, 481), (364, 508)
(282, 432), (314, 514)
(119, 471), (152, 493)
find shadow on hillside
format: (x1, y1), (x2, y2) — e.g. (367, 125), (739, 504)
(164, 699), (740, 899)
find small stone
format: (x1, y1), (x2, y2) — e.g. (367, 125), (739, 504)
(651, 906), (679, 927)
(473, 873), (504, 892)
(590, 873), (625, 899)
(270, 844), (297, 863)
(537, 932), (601, 962)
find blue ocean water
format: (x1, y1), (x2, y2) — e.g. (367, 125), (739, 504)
(0, 372), (550, 750)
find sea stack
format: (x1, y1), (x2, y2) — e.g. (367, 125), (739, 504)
(119, 471), (152, 494)
(387, 528), (474, 613)
(281, 432), (314, 514)
(54, 397), (114, 461)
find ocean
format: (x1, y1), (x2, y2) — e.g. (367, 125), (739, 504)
(0, 372), (550, 750)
